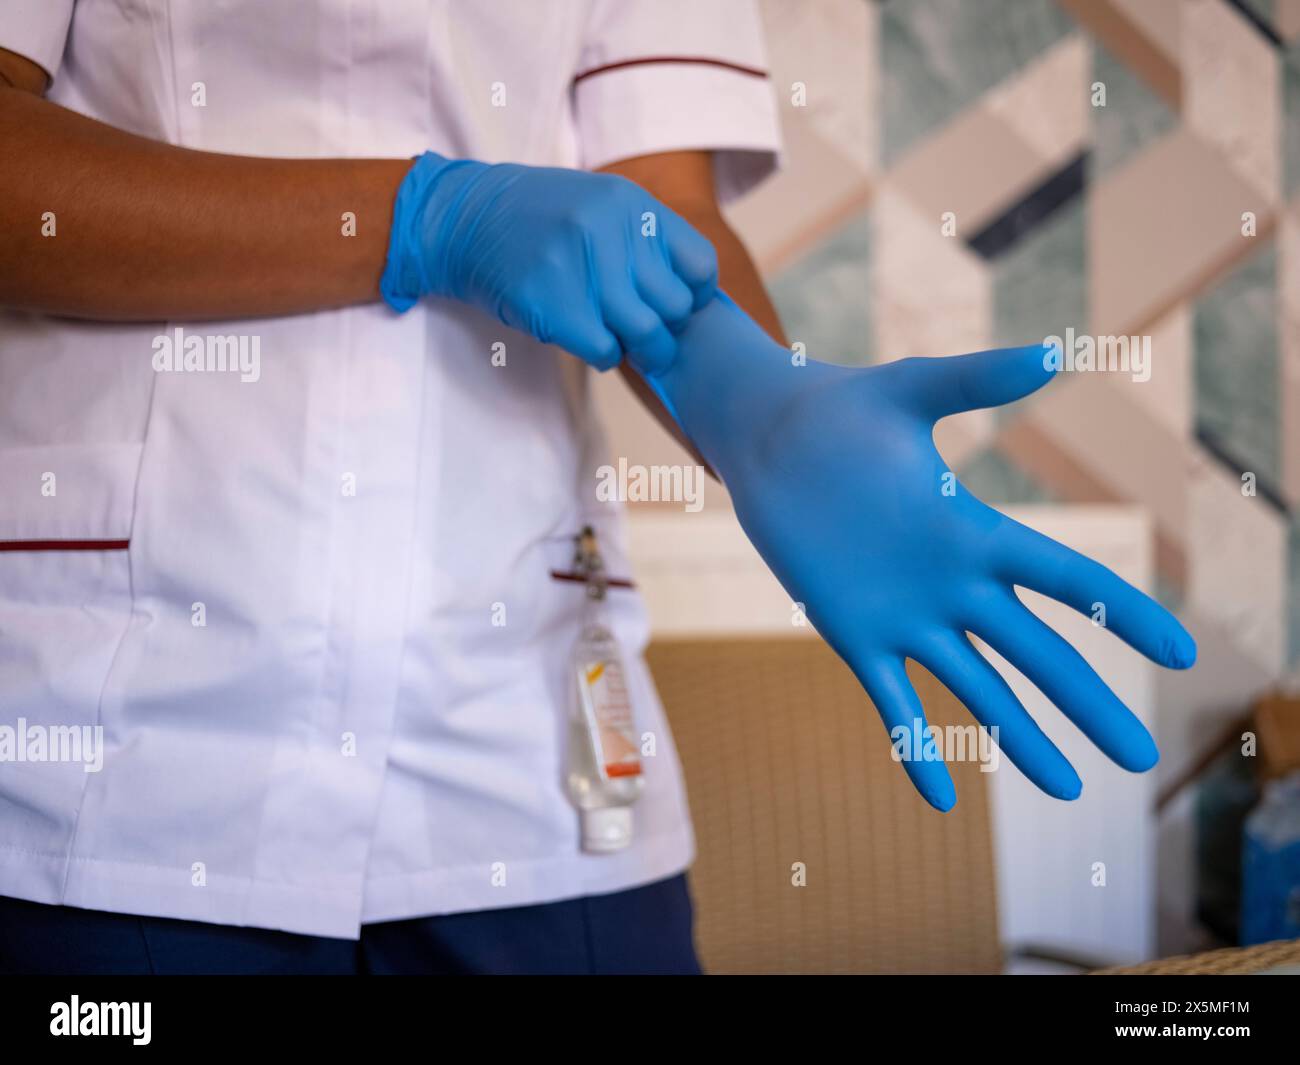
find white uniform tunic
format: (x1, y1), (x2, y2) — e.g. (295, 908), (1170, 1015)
(0, 0), (780, 938)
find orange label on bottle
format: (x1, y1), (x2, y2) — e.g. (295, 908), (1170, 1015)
(578, 657), (642, 780)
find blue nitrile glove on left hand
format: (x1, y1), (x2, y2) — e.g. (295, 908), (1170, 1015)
(380, 152), (719, 374)
(649, 294), (1196, 810)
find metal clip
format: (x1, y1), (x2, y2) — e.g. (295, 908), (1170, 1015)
(573, 525), (608, 602)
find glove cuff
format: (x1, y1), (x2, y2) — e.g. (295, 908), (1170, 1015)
(379, 151), (480, 313)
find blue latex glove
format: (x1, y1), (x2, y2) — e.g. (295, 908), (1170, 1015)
(651, 294), (1197, 810)
(380, 152), (718, 374)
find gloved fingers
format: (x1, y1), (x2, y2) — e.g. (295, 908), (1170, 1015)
(632, 235), (696, 333)
(850, 653), (957, 812)
(897, 344), (1056, 422)
(918, 630), (1081, 800)
(600, 286), (678, 377)
(995, 521), (1196, 670)
(659, 206), (719, 310)
(539, 310), (622, 371)
(496, 276), (620, 369)
(974, 595), (1159, 772)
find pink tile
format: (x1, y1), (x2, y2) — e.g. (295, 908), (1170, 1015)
(1090, 128), (1275, 337)
(889, 105), (1046, 237)
(1180, 0), (1281, 202)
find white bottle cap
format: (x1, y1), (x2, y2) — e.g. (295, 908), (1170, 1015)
(581, 807), (633, 852)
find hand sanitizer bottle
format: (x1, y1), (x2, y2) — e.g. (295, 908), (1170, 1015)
(567, 527), (643, 853)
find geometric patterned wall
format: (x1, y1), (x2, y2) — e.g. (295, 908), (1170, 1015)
(737, 0), (1300, 696)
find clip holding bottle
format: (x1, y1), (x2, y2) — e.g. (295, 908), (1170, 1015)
(566, 525), (643, 853)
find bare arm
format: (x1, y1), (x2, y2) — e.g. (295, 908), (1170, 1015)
(0, 47), (408, 320)
(598, 150), (786, 469)
(0, 43), (782, 399)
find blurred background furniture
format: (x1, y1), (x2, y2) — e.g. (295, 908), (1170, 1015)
(649, 638), (1000, 974)
(1094, 936), (1300, 974)
(632, 506), (1158, 973)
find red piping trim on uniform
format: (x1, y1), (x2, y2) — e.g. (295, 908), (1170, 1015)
(0, 539), (129, 552)
(573, 56), (768, 85)
(549, 569), (636, 589)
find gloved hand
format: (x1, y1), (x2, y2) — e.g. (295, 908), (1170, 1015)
(380, 152), (718, 374)
(650, 294), (1196, 810)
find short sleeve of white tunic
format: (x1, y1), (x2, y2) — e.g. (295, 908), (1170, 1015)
(571, 0), (782, 203)
(0, 0), (75, 81)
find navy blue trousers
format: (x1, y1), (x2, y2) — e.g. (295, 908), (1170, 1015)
(0, 874), (701, 975)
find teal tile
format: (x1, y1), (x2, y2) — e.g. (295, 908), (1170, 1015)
(881, 0), (1073, 166)
(957, 447), (1056, 506)
(1285, 41), (1300, 198)
(992, 197), (1087, 349)
(989, 198), (1086, 426)
(1291, 519), (1300, 665)
(1091, 37), (1177, 179)
(1193, 240), (1280, 491)
(769, 210), (872, 366)
(1154, 571), (1185, 616)
(1238, 0), (1275, 25)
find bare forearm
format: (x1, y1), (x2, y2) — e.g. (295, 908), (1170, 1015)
(0, 86), (410, 320)
(686, 209), (785, 347)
